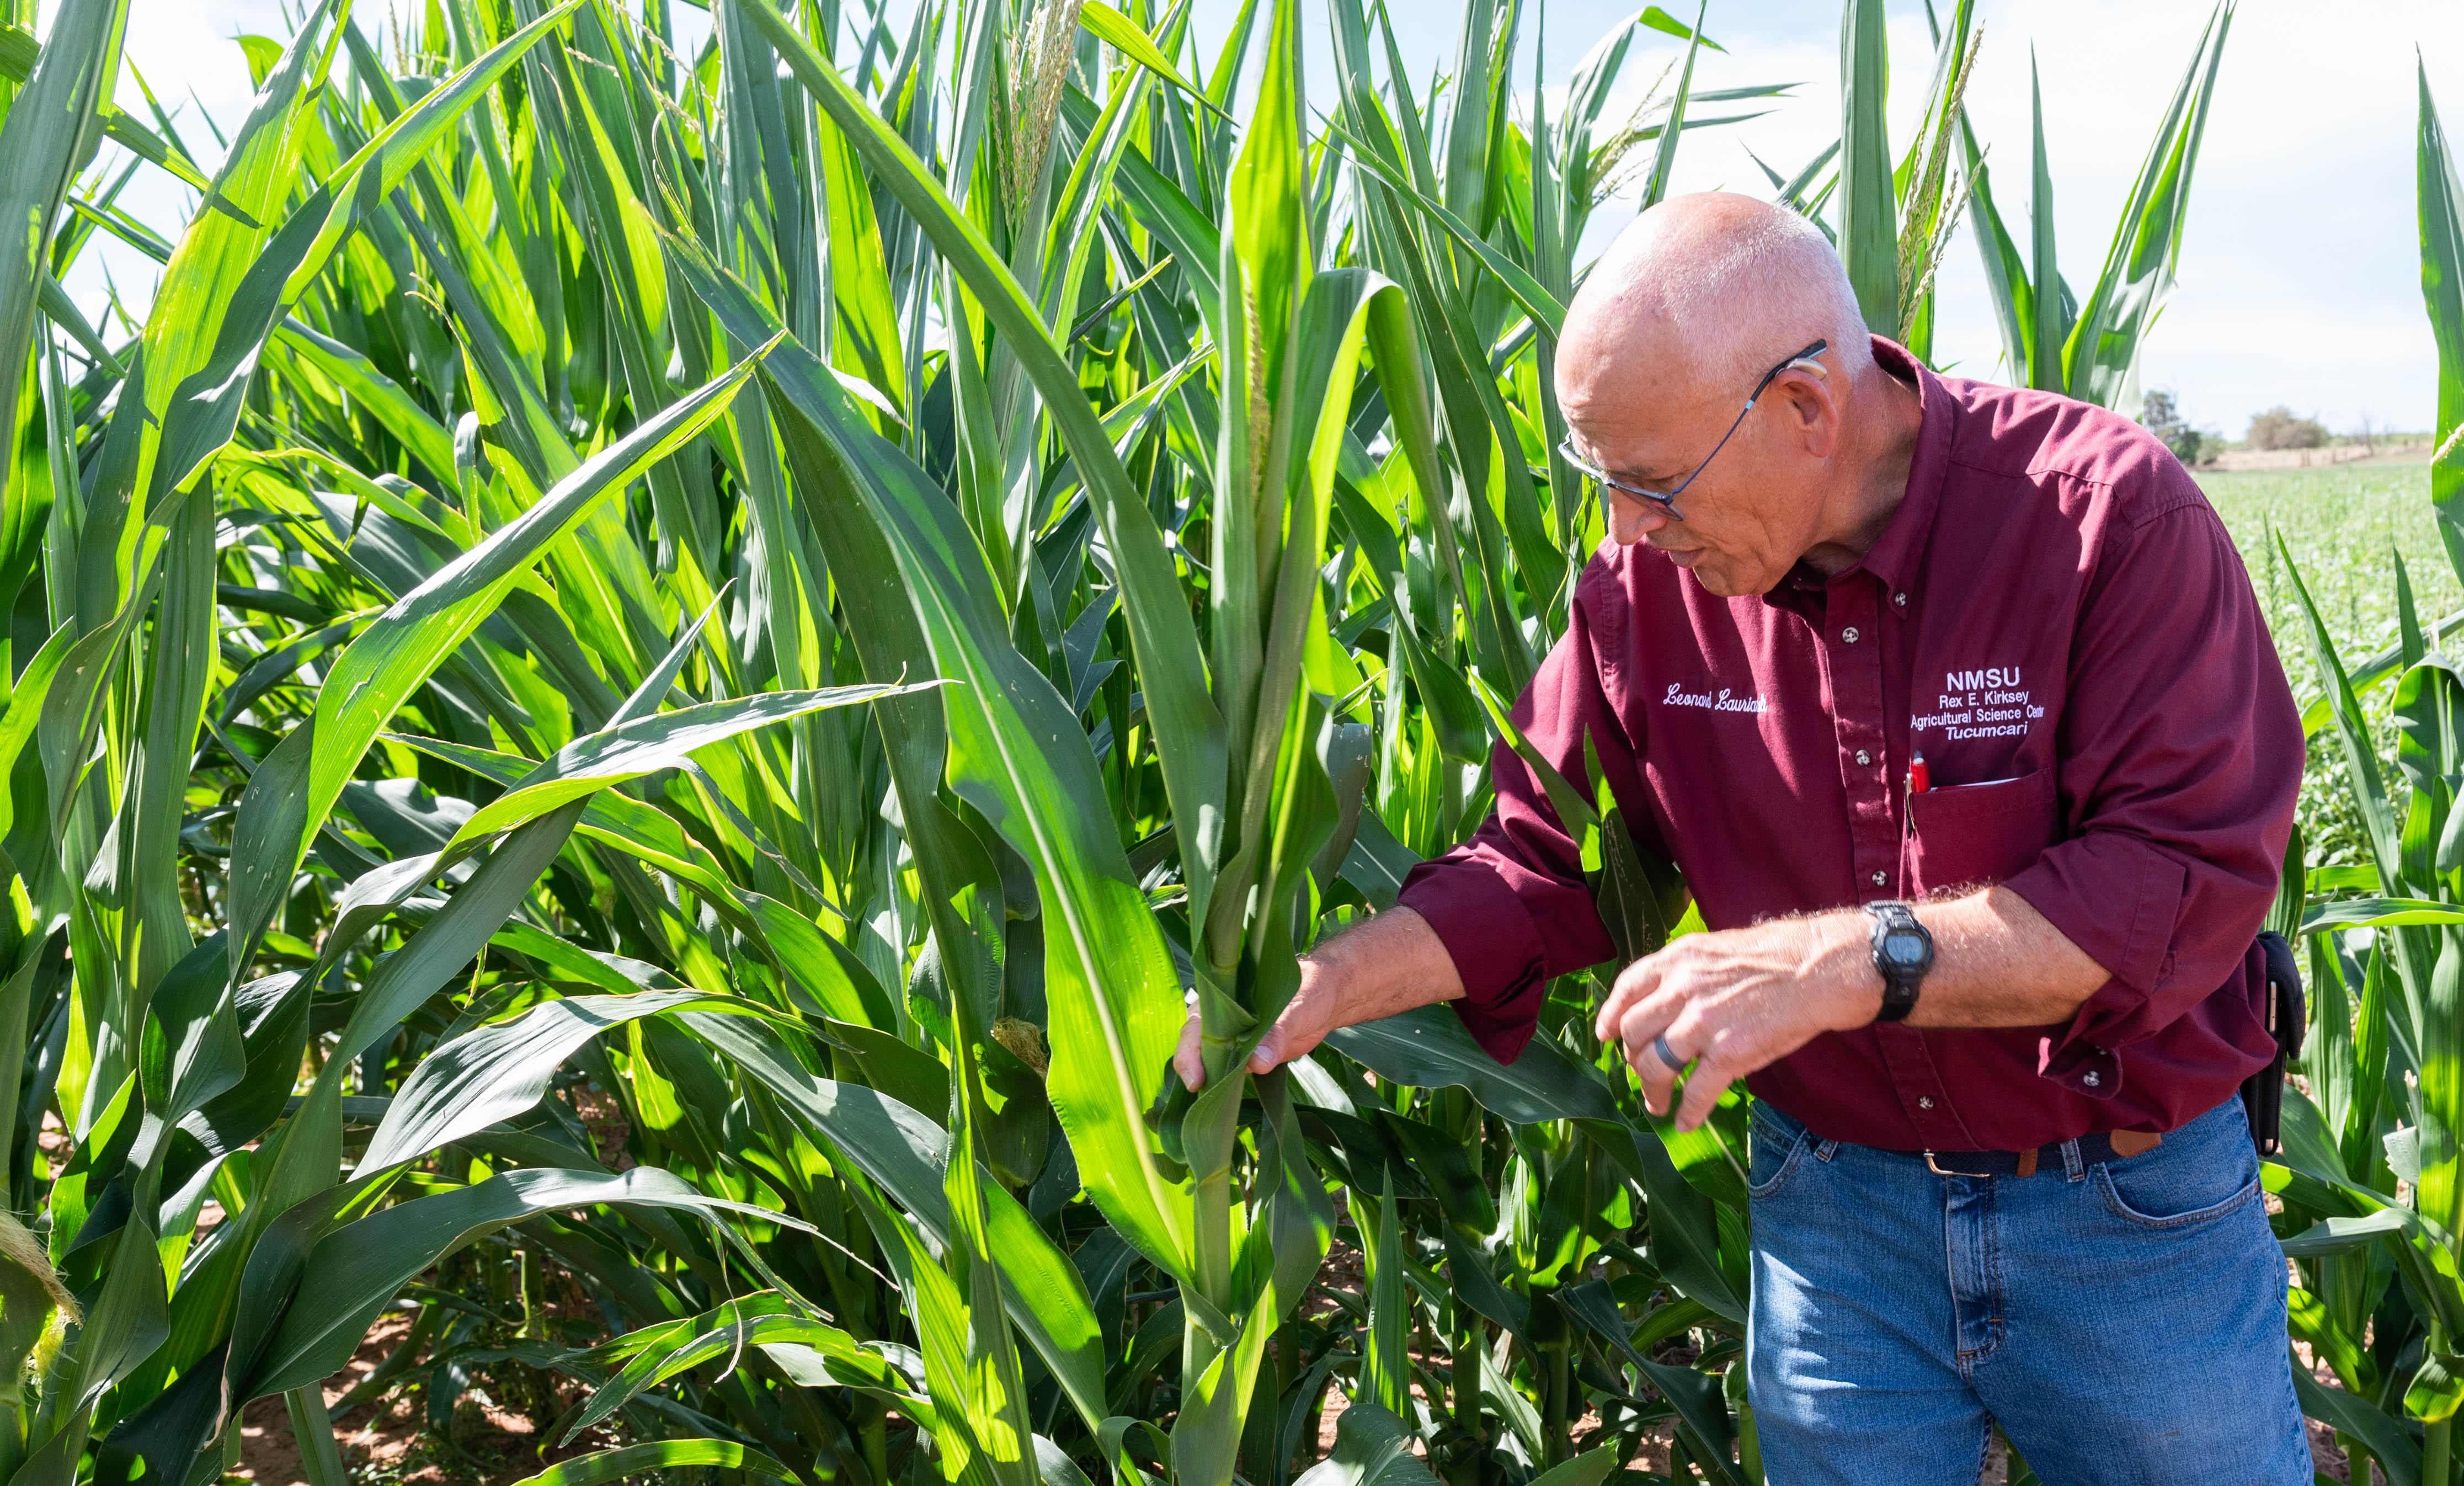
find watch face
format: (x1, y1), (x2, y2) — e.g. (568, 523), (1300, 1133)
(1884, 929), (1927, 964)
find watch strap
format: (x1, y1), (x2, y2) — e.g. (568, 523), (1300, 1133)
(1866, 901), (1932, 1025)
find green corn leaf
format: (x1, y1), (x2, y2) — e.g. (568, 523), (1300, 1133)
(2026, 58), (2065, 393)
(1560, 1280), (1742, 1486)
(1525, 1446), (1623, 1486)
(2279, 532), (2403, 893)
(439, 681), (934, 851)
(1466, 667), (1597, 839)
(2408, 1349), (2464, 1425)
(1328, 1006), (1621, 1125)
(385, 733), (762, 934)
(1586, 1123), (1749, 1327)
(2424, 57), (2464, 587)
(573, 1298), (921, 1442)
(1640, 2), (1706, 211)
(1079, 3), (1215, 114)
(323, 803), (593, 1086)
(743, 893), (898, 1029)
(666, 248), (1197, 1296)
(256, 349), (765, 968)
(734, 0), (1228, 938)
(268, 322), (459, 492)
(0, 0), (127, 510)
(509, 1441), (798, 1486)
(1169, 1276), (1279, 1486)
(2294, 1370), (2421, 1486)
(1837, 0), (1896, 337)
(357, 992), (772, 1173)
(2302, 899), (2464, 932)
(142, 0), (586, 514)
(1355, 1170), (1409, 1417)
(2060, 5), (2231, 409)
(1288, 1402), (1438, 1486)
(683, 1012), (1110, 1432)
(0, 19), (204, 191)
(244, 1166), (807, 1401)
(1321, 121), (1564, 338)
(1959, 117), (2034, 380)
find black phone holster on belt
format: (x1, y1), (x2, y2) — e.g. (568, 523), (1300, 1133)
(2242, 930), (2305, 1157)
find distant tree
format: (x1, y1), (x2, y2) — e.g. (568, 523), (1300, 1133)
(2247, 405), (2329, 451)
(2140, 388), (2217, 466)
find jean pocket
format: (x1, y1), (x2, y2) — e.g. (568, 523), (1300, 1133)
(2092, 1151), (2262, 1231)
(1905, 769), (2056, 899)
(1747, 1105), (1809, 1201)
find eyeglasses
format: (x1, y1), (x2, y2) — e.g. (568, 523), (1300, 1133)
(1556, 338), (1830, 524)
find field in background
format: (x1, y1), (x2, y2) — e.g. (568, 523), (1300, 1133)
(2203, 456), (2458, 868)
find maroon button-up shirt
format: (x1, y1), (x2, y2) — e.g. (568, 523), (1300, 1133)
(1396, 338), (2301, 1152)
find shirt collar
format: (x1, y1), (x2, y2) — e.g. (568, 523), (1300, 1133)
(1766, 335), (1956, 603)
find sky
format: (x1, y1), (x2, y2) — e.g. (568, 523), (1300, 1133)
(97, 0), (2464, 440)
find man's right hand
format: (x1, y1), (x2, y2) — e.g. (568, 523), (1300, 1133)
(1169, 906), (1466, 1091)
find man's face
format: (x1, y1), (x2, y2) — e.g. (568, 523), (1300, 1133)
(1561, 369), (1826, 599)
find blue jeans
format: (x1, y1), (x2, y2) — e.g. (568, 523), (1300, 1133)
(1744, 1096), (2310, 1485)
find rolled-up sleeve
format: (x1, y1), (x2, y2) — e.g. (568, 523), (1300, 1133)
(2002, 492), (2302, 1094)
(1395, 563), (1655, 1061)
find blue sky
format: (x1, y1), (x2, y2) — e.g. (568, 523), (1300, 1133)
(109, 0), (2464, 439)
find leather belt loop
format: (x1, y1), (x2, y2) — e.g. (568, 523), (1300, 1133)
(2013, 1147), (2038, 1179)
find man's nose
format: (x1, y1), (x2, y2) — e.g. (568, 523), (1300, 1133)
(1606, 491), (1673, 545)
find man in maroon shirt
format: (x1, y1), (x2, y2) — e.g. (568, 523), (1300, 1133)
(1175, 194), (2310, 1482)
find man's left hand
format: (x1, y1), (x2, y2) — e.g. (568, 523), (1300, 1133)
(1593, 912), (1883, 1131)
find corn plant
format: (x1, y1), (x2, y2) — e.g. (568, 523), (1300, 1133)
(2263, 58), (2464, 1486)
(0, 1), (2251, 1483)
(1958, 1), (2232, 408)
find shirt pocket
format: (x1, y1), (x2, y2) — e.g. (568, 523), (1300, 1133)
(1904, 769), (2057, 899)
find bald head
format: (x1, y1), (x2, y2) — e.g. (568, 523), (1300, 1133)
(1558, 193), (1871, 415)
(1552, 193), (1923, 597)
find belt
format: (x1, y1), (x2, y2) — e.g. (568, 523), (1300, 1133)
(1891, 1128), (2163, 1179)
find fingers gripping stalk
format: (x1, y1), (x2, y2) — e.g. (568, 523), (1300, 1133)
(1173, 907), (1464, 1092)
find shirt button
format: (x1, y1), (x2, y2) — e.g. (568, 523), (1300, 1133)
(1842, 626), (1861, 643)
(1855, 749), (1873, 766)
(1894, 592), (1908, 608)
(1870, 870), (1887, 886)
(2083, 1071), (2102, 1087)
(1917, 1096), (1934, 1110)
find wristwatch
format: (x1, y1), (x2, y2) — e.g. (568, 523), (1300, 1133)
(1865, 901), (1934, 1024)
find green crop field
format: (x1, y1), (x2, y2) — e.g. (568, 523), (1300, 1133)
(2207, 459), (2464, 671)
(2206, 459), (2464, 873)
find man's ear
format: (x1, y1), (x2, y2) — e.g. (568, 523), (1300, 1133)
(1777, 369), (1842, 459)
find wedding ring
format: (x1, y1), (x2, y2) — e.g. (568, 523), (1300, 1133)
(1651, 1033), (1687, 1074)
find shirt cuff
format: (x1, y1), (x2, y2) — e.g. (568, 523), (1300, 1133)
(2005, 840), (2189, 1097)
(1395, 856), (1551, 1064)
(2036, 988), (2129, 1100)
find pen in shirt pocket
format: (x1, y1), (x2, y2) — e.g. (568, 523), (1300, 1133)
(1896, 752), (1928, 889)
(1901, 751), (1929, 845)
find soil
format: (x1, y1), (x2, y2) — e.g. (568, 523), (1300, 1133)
(232, 1307), (608, 1486)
